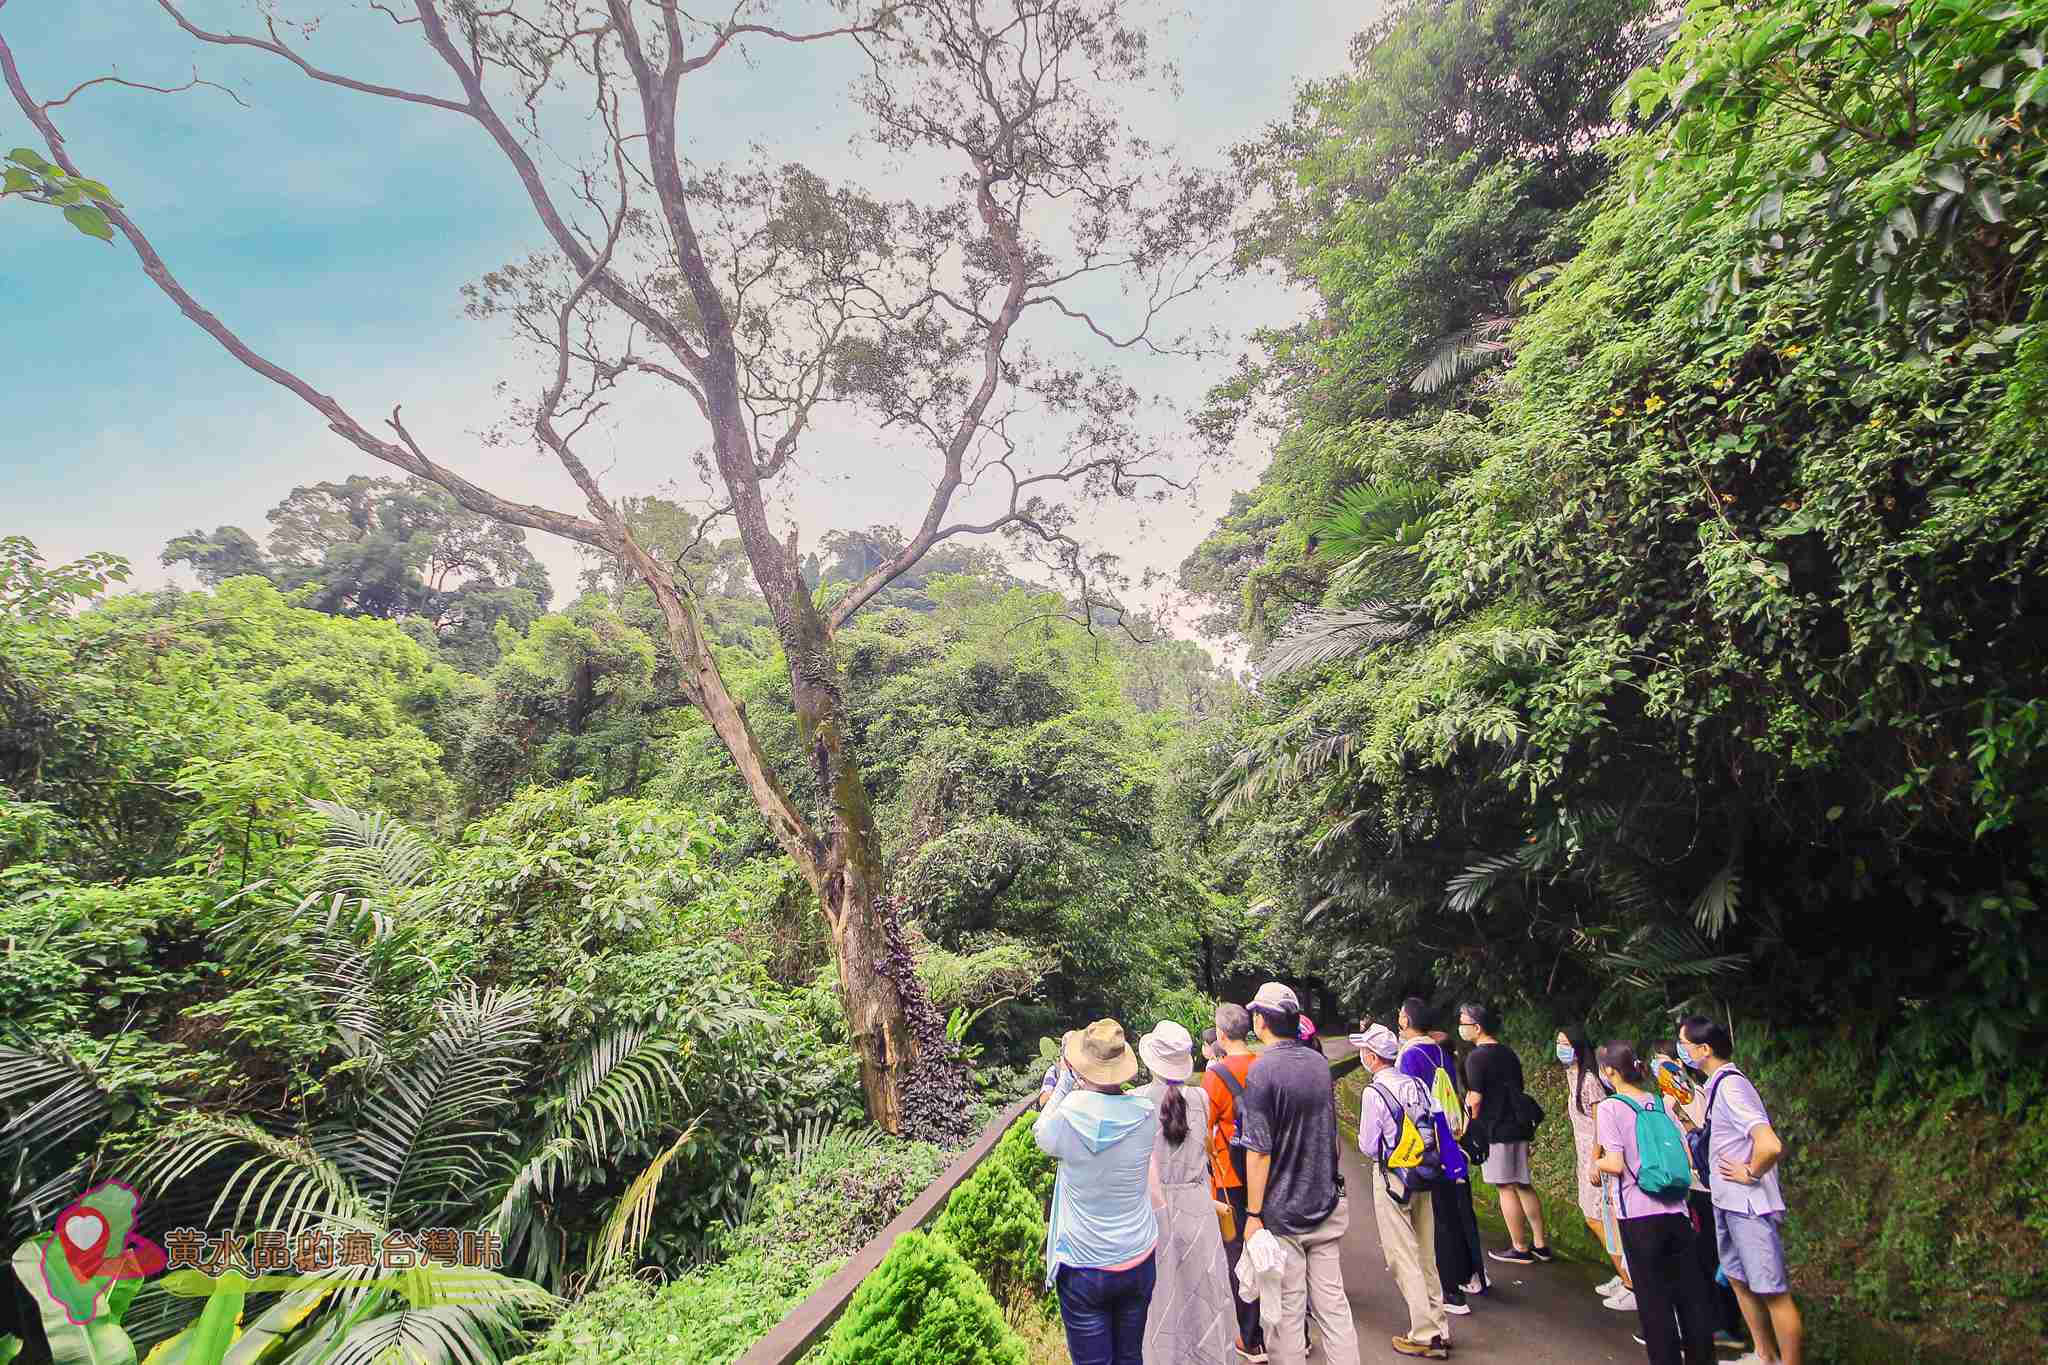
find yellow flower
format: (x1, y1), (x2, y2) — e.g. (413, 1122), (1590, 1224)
(1644, 394), (1667, 413)
(1610, 404), (1626, 417)
(1781, 344), (1804, 357)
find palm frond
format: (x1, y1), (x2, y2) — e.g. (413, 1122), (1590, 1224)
(585, 1127), (696, 1281)
(1444, 840), (1549, 916)
(337, 986), (535, 1221)
(1260, 604), (1430, 677)
(1594, 922), (1750, 990)
(302, 800), (449, 931)
(1, 1040), (112, 1235)
(1407, 318), (1514, 394)
(1688, 860), (1742, 937)
(123, 1113), (380, 1241)
(1312, 481), (1439, 600)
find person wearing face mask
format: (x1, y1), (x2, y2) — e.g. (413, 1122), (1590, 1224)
(1593, 1041), (1719, 1365)
(1457, 1003), (1551, 1264)
(1396, 999), (1486, 1313)
(1558, 1026), (1635, 1310)
(1654, 1033), (1748, 1351)
(1671, 1017), (1802, 1365)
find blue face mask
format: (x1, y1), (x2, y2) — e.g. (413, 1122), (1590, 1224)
(1555, 1043), (1576, 1065)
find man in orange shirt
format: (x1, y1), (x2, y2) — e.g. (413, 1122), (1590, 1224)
(1203, 1002), (1266, 1362)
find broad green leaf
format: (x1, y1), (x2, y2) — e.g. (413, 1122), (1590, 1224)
(6, 147), (53, 172)
(62, 204), (113, 242)
(1970, 186), (2005, 223)
(182, 1274), (248, 1365)
(0, 1334), (21, 1364)
(10, 1238), (140, 1365)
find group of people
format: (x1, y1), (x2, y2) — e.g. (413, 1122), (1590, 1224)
(1031, 987), (1803, 1365)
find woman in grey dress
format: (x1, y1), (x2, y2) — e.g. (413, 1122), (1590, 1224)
(1136, 1021), (1235, 1365)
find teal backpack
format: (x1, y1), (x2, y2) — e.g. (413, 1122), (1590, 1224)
(1615, 1094), (1694, 1200)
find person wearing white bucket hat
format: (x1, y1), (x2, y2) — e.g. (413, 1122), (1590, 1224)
(1136, 1020), (1235, 1365)
(1037, 1019), (1161, 1365)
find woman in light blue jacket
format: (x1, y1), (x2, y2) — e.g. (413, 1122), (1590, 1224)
(1036, 1018), (1160, 1365)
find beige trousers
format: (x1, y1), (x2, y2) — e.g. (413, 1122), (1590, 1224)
(1371, 1167), (1449, 1346)
(1264, 1196), (1361, 1365)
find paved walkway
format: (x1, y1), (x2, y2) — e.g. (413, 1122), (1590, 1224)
(1311, 1135), (1641, 1364)
(1306, 1039), (1644, 1364)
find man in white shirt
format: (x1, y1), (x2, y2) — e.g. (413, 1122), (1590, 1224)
(1674, 1017), (1802, 1365)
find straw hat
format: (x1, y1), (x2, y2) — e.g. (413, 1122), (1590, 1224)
(1063, 1019), (1140, 1086)
(1139, 1020), (1196, 1083)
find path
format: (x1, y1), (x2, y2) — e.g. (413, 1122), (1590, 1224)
(1307, 1040), (1644, 1364)
(1311, 1136), (1638, 1364)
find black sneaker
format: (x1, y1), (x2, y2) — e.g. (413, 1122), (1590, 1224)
(1530, 1245), (1555, 1262)
(1487, 1247), (1536, 1265)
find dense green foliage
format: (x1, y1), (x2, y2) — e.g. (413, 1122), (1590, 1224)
(931, 1161), (1043, 1307)
(814, 1231), (1027, 1365)
(1186, 0), (2048, 1073)
(1, 525), (1229, 1361)
(1175, 1), (2048, 1356)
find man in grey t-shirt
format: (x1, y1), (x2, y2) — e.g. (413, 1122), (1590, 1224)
(1239, 982), (1360, 1365)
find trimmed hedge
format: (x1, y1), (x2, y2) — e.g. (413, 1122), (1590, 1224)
(932, 1160), (1044, 1305)
(988, 1111), (1056, 1209)
(814, 1231), (1027, 1365)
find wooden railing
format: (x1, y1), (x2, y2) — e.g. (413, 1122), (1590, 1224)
(736, 1089), (1038, 1365)
(741, 1037), (1362, 1364)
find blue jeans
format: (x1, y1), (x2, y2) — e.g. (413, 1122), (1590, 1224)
(1055, 1254), (1157, 1365)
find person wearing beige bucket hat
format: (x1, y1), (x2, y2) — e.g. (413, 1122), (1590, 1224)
(1036, 1019), (1161, 1365)
(1135, 1020), (1235, 1365)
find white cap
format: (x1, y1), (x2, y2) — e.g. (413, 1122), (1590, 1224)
(1349, 1023), (1400, 1060)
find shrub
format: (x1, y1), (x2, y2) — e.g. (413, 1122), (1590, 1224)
(990, 1112), (1056, 1208)
(932, 1161), (1044, 1304)
(726, 1132), (947, 1276)
(511, 1249), (825, 1365)
(814, 1231), (1027, 1365)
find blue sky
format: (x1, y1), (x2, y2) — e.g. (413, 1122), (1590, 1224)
(2, 1), (1366, 615)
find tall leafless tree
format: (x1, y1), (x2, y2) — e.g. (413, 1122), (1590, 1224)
(0, 0), (1230, 1131)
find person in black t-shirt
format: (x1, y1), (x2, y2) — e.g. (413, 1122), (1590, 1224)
(1458, 1002), (1552, 1265)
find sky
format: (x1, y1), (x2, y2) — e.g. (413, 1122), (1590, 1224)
(0, 1), (1367, 632)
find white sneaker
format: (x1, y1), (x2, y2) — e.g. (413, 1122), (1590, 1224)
(1602, 1288), (1638, 1311)
(1443, 1300), (1472, 1316)
(1594, 1275), (1624, 1297)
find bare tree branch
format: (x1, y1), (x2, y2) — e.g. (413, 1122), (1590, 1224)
(40, 66), (247, 112)
(0, 27), (615, 554)
(153, 0), (471, 113)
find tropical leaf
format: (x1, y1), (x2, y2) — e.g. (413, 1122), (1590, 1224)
(1260, 604), (1430, 677)
(1, 1040), (113, 1236)
(585, 1127), (695, 1281)
(336, 985), (535, 1221)
(1407, 317), (1515, 394)
(1688, 860), (1742, 937)
(125, 1114), (380, 1245)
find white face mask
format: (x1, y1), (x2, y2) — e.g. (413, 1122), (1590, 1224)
(1458, 1023), (1480, 1041)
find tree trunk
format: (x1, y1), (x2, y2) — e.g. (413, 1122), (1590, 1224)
(618, 532), (922, 1131)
